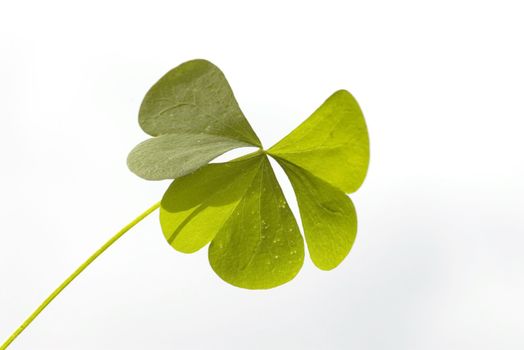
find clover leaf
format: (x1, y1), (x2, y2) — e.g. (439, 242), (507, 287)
(1, 59), (371, 349)
(132, 59), (370, 289)
(0, 60), (369, 350)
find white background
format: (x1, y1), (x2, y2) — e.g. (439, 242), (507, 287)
(1, 1), (523, 349)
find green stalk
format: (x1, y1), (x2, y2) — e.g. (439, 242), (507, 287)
(0, 201), (161, 350)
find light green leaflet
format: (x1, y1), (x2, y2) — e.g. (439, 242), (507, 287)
(208, 155), (304, 289)
(160, 153), (264, 254)
(274, 158), (357, 271)
(268, 90), (369, 194)
(130, 59), (370, 289)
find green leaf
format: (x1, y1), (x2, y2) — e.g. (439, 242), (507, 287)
(128, 59), (261, 180)
(127, 133), (252, 180)
(139, 59), (261, 146)
(208, 155), (304, 289)
(275, 158), (357, 270)
(128, 58), (370, 289)
(160, 152), (263, 253)
(268, 90), (369, 193)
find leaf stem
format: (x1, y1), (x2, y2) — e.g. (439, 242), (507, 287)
(0, 201), (161, 350)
